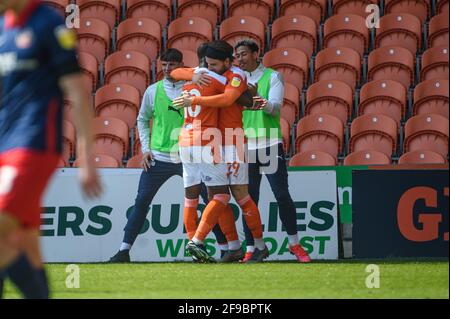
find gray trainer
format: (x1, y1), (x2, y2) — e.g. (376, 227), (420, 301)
(186, 241), (216, 263)
(219, 248), (245, 263)
(248, 246), (269, 263)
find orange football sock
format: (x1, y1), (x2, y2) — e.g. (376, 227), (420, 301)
(184, 198), (199, 240)
(238, 195), (263, 239)
(194, 194), (230, 242)
(218, 205), (239, 242)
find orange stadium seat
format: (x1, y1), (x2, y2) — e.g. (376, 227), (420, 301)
(77, 51), (98, 93)
(95, 84), (141, 128)
(429, 12), (449, 48)
(42, 0), (69, 16)
(305, 80), (353, 124)
(77, 18), (111, 64)
(62, 120), (76, 164)
(413, 79), (449, 118)
(177, 0), (223, 27)
(314, 47), (361, 90)
(344, 150), (391, 165)
(399, 150), (447, 164)
(262, 48), (309, 90)
(368, 46), (415, 89)
(78, 0), (121, 30)
(358, 79), (406, 125)
(116, 18), (162, 62)
(74, 154), (121, 168)
(323, 14), (369, 58)
(220, 16), (266, 52)
(228, 0), (274, 25)
(281, 105), (296, 127)
(127, 154), (144, 168)
(384, 0), (430, 24)
(156, 49), (199, 81)
(271, 15), (317, 59)
(332, 0), (378, 18)
(280, 117), (291, 153)
(375, 13), (422, 55)
(421, 46), (449, 81)
(283, 82), (300, 119)
(104, 50), (151, 96)
(92, 117), (130, 162)
(349, 114), (398, 157)
(404, 114), (449, 157)
(279, 0), (326, 26)
(436, 0), (449, 14)
(126, 0), (172, 28)
(167, 17), (213, 52)
(295, 114), (344, 159)
(289, 150), (337, 166)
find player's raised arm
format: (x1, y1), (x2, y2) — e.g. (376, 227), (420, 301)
(59, 74), (102, 199)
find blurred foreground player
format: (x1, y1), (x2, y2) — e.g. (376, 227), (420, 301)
(0, 0), (102, 298)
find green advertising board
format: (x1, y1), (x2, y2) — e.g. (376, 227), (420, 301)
(288, 165), (368, 224)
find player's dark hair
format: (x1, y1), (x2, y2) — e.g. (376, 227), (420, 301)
(197, 42), (209, 67)
(206, 40), (234, 62)
(235, 39), (259, 53)
(160, 48), (183, 63)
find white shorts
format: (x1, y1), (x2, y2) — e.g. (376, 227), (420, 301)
(223, 144), (249, 186)
(180, 146), (228, 188)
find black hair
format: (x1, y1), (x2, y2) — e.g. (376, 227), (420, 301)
(160, 48), (183, 63)
(206, 40), (234, 61)
(235, 39), (259, 54)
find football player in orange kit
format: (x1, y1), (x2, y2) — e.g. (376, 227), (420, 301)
(172, 41), (269, 263)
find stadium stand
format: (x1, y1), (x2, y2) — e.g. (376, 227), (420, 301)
(375, 13), (422, 55)
(349, 113), (398, 157)
(404, 113), (449, 157)
(220, 16), (266, 52)
(263, 48), (309, 90)
(280, 0), (326, 26)
(127, 154), (144, 168)
(177, 0), (223, 27)
(78, 0), (121, 30)
(116, 17), (162, 62)
(95, 83), (141, 128)
(295, 114), (344, 160)
(314, 47), (361, 90)
(344, 149), (392, 165)
(323, 13), (369, 57)
(77, 18), (111, 64)
(413, 79), (449, 118)
(61, 0), (448, 167)
(227, 0), (275, 25)
(305, 80), (353, 124)
(92, 117), (130, 163)
(358, 79), (406, 125)
(167, 17), (213, 52)
(126, 0), (172, 28)
(104, 50), (151, 96)
(399, 150), (447, 164)
(73, 154), (122, 168)
(62, 120), (76, 165)
(289, 150), (337, 166)
(271, 15), (317, 59)
(420, 45), (449, 81)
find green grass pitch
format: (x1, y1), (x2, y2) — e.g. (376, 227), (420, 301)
(2, 261), (448, 299)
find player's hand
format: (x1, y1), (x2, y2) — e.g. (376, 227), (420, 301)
(141, 152), (154, 172)
(248, 96), (267, 110)
(247, 83), (258, 97)
(192, 71), (212, 87)
(78, 160), (103, 199)
(173, 91), (193, 109)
